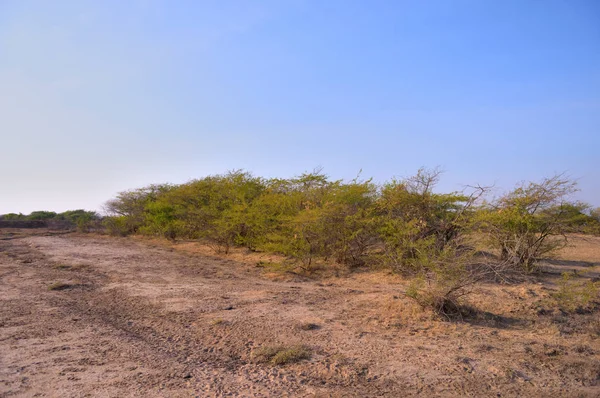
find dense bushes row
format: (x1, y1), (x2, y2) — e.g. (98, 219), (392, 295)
(0, 209), (101, 231)
(102, 169), (600, 276)
(103, 170), (468, 270)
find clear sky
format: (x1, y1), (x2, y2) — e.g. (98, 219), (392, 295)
(1, 0), (599, 214)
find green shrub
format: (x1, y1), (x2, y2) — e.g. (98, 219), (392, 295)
(405, 243), (477, 319)
(27, 211), (58, 220)
(376, 168), (480, 274)
(553, 272), (600, 312)
(56, 210), (100, 232)
(2, 213), (25, 220)
(104, 184), (173, 233)
(103, 216), (134, 236)
(475, 175), (579, 272)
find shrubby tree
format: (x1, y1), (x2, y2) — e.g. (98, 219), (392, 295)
(103, 184), (173, 235)
(318, 178), (379, 267)
(245, 171), (337, 267)
(107, 171), (267, 249)
(372, 168), (489, 317)
(405, 243), (478, 319)
(375, 168), (483, 273)
(168, 171), (265, 251)
(476, 175), (579, 272)
(139, 201), (179, 240)
(248, 172), (379, 269)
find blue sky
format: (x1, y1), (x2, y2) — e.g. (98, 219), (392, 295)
(1, 0), (599, 213)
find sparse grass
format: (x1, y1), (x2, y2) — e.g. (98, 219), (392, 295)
(252, 346), (281, 362)
(253, 345), (311, 365)
(329, 353), (351, 365)
(589, 319), (600, 337)
(211, 318), (226, 325)
(48, 282), (72, 291)
(271, 346), (312, 365)
(475, 344), (495, 353)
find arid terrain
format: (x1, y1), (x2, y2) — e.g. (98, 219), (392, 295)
(1, 228), (599, 397)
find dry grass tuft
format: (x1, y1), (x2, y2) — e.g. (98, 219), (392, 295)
(53, 263), (87, 271)
(48, 282), (72, 291)
(253, 345), (312, 365)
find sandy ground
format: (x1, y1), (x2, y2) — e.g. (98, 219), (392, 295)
(1, 229), (599, 397)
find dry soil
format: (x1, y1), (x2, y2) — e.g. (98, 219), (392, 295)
(1, 229), (599, 397)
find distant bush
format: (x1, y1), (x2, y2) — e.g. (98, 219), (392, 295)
(57, 210), (101, 231)
(0, 209), (100, 231)
(27, 211), (58, 220)
(2, 213), (26, 220)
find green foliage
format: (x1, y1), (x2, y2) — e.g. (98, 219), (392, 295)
(104, 184), (173, 233)
(2, 213), (26, 220)
(263, 176), (378, 268)
(26, 211), (58, 220)
(317, 179), (379, 267)
(588, 208), (600, 235)
(138, 201), (179, 240)
(100, 168), (591, 291)
(57, 209), (100, 231)
(405, 243), (477, 318)
(101, 168), (486, 274)
(591, 208), (600, 222)
(153, 171), (266, 251)
(376, 168), (478, 274)
(103, 216), (133, 236)
(476, 175), (580, 272)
